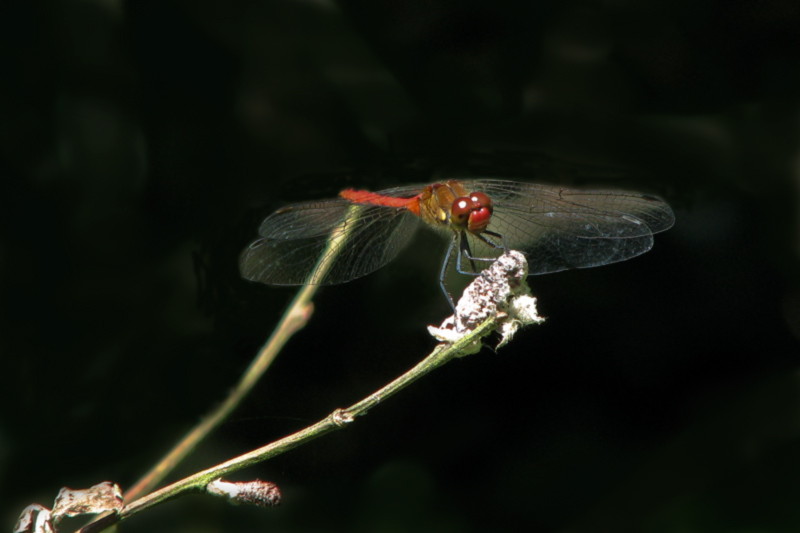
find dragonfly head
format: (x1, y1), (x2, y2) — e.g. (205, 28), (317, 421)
(450, 191), (493, 233)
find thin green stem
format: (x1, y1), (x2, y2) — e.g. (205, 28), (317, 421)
(122, 284), (317, 504)
(76, 316), (497, 533)
(122, 205), (366, 503)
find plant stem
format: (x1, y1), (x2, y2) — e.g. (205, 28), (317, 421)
(122, 204), (367, 503)
(122, 284), (317, 504)
(76, 316), (497, 533)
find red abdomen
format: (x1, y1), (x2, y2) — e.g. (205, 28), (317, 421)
(340, 189), (422, 216)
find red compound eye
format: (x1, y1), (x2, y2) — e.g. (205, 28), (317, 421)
(468, 206), (492, 232)
(450, 197), (473, 227)
(450, 193), (495, 232)
(466, 191), (493, 232)
(469, 191), (492, 212)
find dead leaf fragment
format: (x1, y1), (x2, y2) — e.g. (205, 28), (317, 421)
(51, 482), (123, 524)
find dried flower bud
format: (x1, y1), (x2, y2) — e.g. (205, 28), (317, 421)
(428, 251), (544, 348)
(207, 479), (281, 508)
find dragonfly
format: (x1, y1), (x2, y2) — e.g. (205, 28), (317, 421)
(240, 179), (674, 308)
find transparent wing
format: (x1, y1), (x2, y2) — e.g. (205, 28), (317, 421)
(240, 198), (421, 285)
(461, 179), (675, 275)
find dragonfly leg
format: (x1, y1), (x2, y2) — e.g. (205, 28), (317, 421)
(456, 233), (484, 277)
(439, 233), (458, 312)
(448, 230), (510, 311)
(481, 230), (508, 253)
(461, 233), (478, 272)
(459, 230), (509, 268)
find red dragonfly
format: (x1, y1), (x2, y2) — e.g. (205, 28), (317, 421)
(240, 179), (674, 307)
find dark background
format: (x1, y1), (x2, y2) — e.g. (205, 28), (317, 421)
(4, 0), (800, 531)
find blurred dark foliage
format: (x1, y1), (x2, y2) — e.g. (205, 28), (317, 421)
(3, 0), (800, 532)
